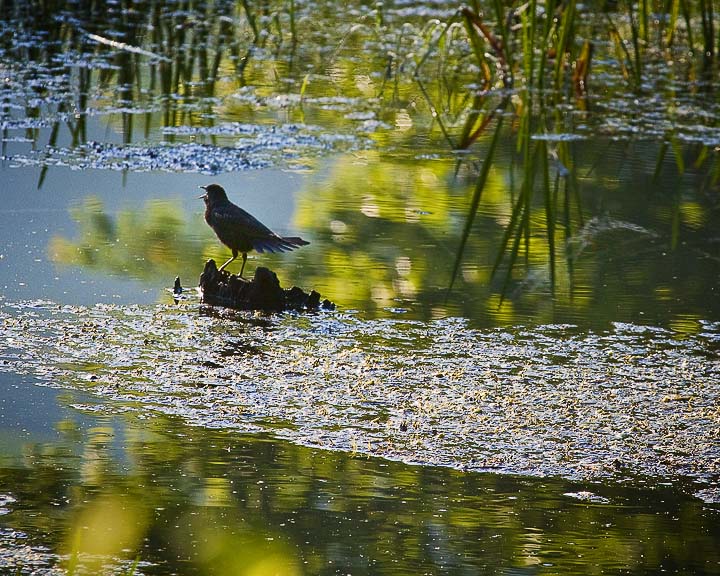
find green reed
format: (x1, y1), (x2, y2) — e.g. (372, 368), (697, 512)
(699, 0), (716, 59)
(418, 2), (584, 298)
(448, 111), (506, 294)
(420, 0), (720, 301)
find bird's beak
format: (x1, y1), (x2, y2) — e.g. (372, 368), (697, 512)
(197, 185), (207, 199)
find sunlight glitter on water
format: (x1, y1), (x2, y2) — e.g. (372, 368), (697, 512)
(1, 300), (718, 498)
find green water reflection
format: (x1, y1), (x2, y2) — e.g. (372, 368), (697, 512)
(46, 141), (720, 329)
(2, 1), (720, 574)
(1, 388), (718, 575)
(1, 0), (719, 327)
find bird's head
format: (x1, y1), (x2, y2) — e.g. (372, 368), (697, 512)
(198, 184), (228, 205)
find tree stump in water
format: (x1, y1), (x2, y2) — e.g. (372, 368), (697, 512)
(198, 259), (334, 312)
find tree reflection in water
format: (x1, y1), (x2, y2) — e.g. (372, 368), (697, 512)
(1, 403), (718, 575)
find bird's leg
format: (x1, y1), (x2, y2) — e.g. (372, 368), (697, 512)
(218, 249), (237, 272)
(239, 252), (248, 277)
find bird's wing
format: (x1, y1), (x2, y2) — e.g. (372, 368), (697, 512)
(209, 201), (308, 254)
(252, 237), (307, 254)
(210, 202), (275, 237)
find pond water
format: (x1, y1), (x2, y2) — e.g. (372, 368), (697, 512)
(1, 1), (720, 574)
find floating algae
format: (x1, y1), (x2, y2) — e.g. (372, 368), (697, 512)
(1, 301), (718, 499)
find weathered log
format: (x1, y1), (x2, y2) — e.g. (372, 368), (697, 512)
(198, 259), (334, 312)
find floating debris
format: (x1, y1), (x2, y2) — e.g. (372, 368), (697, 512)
(694, 487), (720, 505)
(0, 494), (16, 516)
(0, 302), (718, 500)
(6, 125), (370, 173)
(568, 216), (659, 260)
(531, 133), (587, 142)
(563, 491), (611, 504)
(10, 142), (264, 173)
(84, 31), (172, 62)
(0, 527), (64, 575)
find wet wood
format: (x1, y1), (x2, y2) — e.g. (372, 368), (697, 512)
(198, 259), (334, 312)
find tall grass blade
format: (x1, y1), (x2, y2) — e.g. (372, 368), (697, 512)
(627, 0), (643, 88)
(497, 202), (529, 305)
(553, 0), (577, 93)
(497, 144), (543, 303)
(671, 200), (680, 249)
(458, 93), (486, 149)
(241, 0), (259, 42)
(491, 0), (513, 84)
(670, 136), (686, 174)
(653, 142), (668, 183)
(573, 40), (593, 95)
(536, 0), (558, 93)
(447, 115), (505, 294)
(491, 169), (527, 280)
(713, 154), (720, 186)
(123, 555), (141, 575)
(559, 141), (583, 226)
(639, 0), (649, 43)
(415, 75), (456, 148)
(541, 141), (556, 288)
(522, 1), (537, 88)
(414, 18), (459, 148)
(694, 145), (709, 169)
(680, 0), (696, 54)
(461, 7), (510, 86)
(608, 21), (632, 80)
(699, 0), (715, 60)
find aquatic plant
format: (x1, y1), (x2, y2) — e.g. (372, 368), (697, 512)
(410, 1), (720, 301)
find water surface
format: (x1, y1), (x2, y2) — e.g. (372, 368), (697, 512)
(1, 378), (719, 575)
(1, 1), (719, 573)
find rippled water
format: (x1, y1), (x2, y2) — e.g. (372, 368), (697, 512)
(2, 0), (720, 574)
(2, 384), (717, 576)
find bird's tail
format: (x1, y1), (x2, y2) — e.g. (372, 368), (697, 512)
(252, 235), (310, 254)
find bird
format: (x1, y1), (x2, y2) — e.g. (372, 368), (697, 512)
(199, 183), (309, 277)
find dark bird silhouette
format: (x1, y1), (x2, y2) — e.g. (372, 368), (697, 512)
(199, 183), (309, 277)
